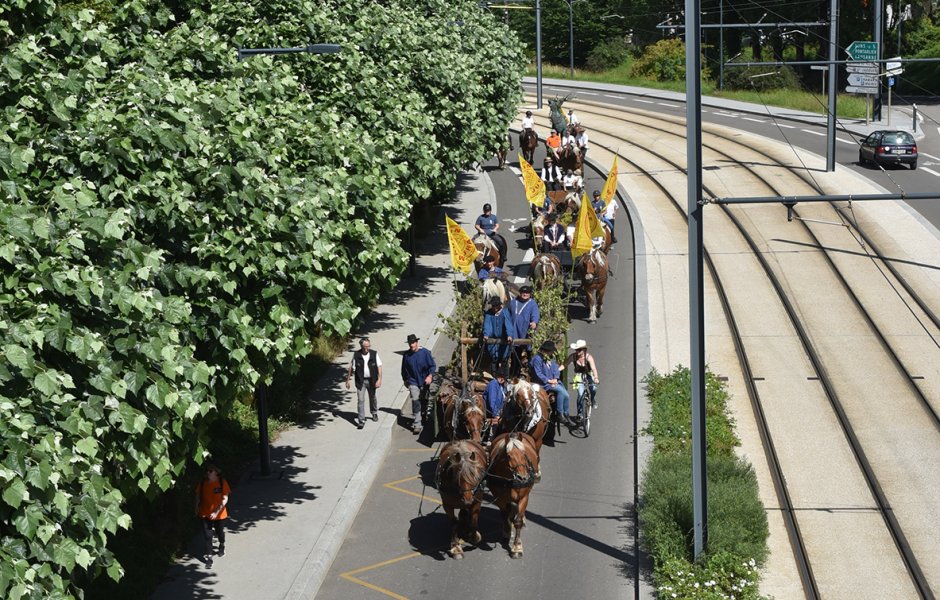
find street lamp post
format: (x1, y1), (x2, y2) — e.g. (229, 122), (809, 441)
(568, 0), (574, 77)
(237, 42), (341, 476)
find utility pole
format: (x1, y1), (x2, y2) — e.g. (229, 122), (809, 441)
(568, 0), (574, 77)
(685, 0), (707, 562)
(826, 0), (838, 172)
(874, 0), (883, 121)
(536, 0), (543, 108)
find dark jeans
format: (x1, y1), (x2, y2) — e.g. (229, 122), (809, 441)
(202, 518), (225, 555)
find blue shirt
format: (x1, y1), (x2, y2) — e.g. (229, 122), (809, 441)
(401, 347), (436, 387)
(475, 214), (499, 235)
(478, 266), (505, 280)
(484, 379), (506, 418)
(508, 297), (540, 338)
(530, 353), (560, 385)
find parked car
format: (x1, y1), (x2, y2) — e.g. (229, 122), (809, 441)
(858, 130), (918, 170)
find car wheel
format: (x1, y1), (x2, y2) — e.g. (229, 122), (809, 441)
(911, 160), (917, 170)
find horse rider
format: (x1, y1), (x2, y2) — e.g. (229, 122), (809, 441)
(564, 339), (599, 412)
(478, 254), (505, 281)
(508, 285), (540, 363)
(545, 129), (562, 160)
(541, 213), (567, 253)
(575, 128), (589, 161)
(520, 110), (535, 146)
(566, 108), (580, 127)
(531, 340), (572, 425)
(592, 190), (614, 236)
(604, 194), (619, 244)
(540, 157), (563, 191)
(475, 203), (507, 261)
(561, 126), (578, 154)
(484, 367), (509, 432)
(482, 297), (516, 373)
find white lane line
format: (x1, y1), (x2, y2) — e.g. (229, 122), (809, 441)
(742, 117), (765, 123)
(802, 129), (825, 137)
(776, 123), (796, 129)
(936, 126), (940, 137)
(837, 137), (855, 145)
(657, 102), (679, 108)
(515, 248), (536, 283)
(581, 91), (598, 96)
(603, 94), (621, 99)
(509, 167), (522, 176)
(634, 99), (655, 104)
(921, 152), (940, 161)
(921, 167), (940, 177)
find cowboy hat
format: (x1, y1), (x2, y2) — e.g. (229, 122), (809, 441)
(539, 340), (556, 353)
(569, 339), (588, 350)
(488, 296), (503, 307)
(406, 334), (419, 344)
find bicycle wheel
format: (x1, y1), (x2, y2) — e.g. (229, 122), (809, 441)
(582, 393), (591, 437)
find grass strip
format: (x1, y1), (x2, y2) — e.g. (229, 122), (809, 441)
(639, 366), (769, 599)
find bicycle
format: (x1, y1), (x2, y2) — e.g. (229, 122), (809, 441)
(573, 373), (597, 437)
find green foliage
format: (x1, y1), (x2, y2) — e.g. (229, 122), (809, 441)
(0, 0), (524, 597)
(632, 39), (710, 83)
(639, 365), (769, 599)
(585, 38), (631, 72)
(723, 63), (800, 93)
(900, 16), (940, 94)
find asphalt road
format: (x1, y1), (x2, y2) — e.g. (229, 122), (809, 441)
(527, 82), (940, 229)
(316, 152), (640, 599)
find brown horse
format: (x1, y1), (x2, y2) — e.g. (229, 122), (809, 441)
(436, 440), (488, 559)
(472, 233), (502, 270)
(443, 392), (486, 443)
(486, 432), (540, 559)
(556, 144), (582, 174)
(530, 213), (547, 251)
(575, 248), (609, 322)
(530, 253), (562, 289)
(520, 129), (538, 165)
(499, 378), (551, 455)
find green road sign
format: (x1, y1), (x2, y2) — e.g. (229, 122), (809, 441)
(846, 41), (879, 61)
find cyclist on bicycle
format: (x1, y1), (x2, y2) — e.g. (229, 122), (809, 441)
(565, 339), (599, 413)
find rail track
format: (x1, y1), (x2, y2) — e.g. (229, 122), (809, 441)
(525, 96), (940, 599)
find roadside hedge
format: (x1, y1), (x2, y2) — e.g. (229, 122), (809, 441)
(0, 0), (524, 597)
(639, 366), (769, 599)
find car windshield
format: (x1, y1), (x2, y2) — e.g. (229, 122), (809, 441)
(881, 132), (914, 145)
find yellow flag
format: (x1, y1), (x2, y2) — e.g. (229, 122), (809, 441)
(571, 199), (600, 259)
(600, 156), (618, 207)
(518, 154), (546, 206)
(583, 191), (604, 237)
(445, 215), (477, 274)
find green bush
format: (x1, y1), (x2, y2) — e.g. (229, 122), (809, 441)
(0, 0), (524, 597)
(585, 38), (631, 72)
(631, 38), (710, 82)
(723, 63), (801, 93)
(656, 552), (762, 599)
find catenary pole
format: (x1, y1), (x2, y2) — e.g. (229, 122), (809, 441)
(568, 0), (574, 77)
(826, 0), (838, 172)
(536, 0), (543, 108)
(874, 0), (883, 121)
(685, 0), (707, 561)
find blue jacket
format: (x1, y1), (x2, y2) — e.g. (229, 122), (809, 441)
(507, 297), (540, 339)
(484, 378), (506, 418)
(401, 348), (436, 387)
(482, 309), (516, 359)
(530, 353), (560, 385)
(478, 266), (505, 280)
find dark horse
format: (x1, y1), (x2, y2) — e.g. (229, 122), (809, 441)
(486, 432), (540, 559)
(443, 392), (486, 443)
(520, 129), (538, 165)
(436, 440), (487, 559)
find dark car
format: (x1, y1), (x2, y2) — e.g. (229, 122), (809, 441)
(858, 130), (918, 170)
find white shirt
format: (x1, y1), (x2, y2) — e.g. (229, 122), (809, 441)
(541, 165), (562, 182)
(567, 111), (580, 126)
(604, 200), (619, 220)
(576, 131), (589, 148)
(522, 115), (535, 129)
(561, 133), (577, 148)
(563, 173), (578, 189)
(351, 351), (382, 379)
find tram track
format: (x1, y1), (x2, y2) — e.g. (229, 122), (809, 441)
(525, 98), (940, 598)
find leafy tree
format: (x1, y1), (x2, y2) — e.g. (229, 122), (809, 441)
(0, 0), (524, 597)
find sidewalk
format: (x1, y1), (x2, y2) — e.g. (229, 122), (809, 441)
(151, 170), (495, 600)
(525, 76), (926, 140)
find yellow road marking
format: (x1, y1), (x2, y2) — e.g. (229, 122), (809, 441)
(339, 552), (421, 600)
(383, 475), (442, 505)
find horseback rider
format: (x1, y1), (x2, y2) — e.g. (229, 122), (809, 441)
(540, 157), (563, 191)
(593, 190), (614, 232)
(520, 110), (535, 146)
(531, 341), (571, 425)
(575, 128), (589, 161)
(565, 339), (599, 412)
(561, 126), (577, 153)
(475, 203), (507, 261)
(566, 108), (580, 127)
(545, 129), (562, 160)
(542, 213), (567, 253)
(477, 254), (505, 281)
(482, 298), (515, 377)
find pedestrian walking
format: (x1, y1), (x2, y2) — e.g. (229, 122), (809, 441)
(195, 464), (230, 567)
(346, 337), (383, 428)
(401, 333), (436, 434)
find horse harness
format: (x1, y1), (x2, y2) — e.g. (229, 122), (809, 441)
(485, 450), (538, 490)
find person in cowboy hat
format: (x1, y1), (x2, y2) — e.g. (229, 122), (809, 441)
(530, 340), (572, 425)
(482, 296), (516, 373)
(540, 155), (562, 191)
(477, 254), (505, 281)
(542, 212), (566, 253)
(401, 334), (436, 434)
(565, 339), (600, 413)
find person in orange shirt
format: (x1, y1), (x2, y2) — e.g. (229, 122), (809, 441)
(195, 464), (230, 567)
(545, 129), (562, 160)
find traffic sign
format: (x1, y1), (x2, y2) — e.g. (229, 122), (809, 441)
(846, 85), (878, 94)
(846, 63), (878, 74)
(810, 65), (829, 71)
(888, 76), (896, 87)
(848, 73), (879, 87)
(846, 40), (879, 61)
(885, 56), (903, 75)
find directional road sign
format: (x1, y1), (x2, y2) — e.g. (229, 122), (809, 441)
(885, 56), (903, 75)
(846, 40), (879, 61)
(846, 86), (878, 94)
(848, 73), (879, 87)
(846, 62), (879, 74)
